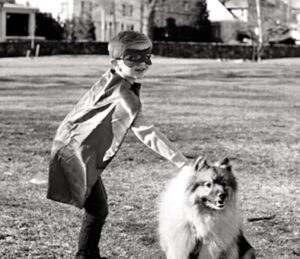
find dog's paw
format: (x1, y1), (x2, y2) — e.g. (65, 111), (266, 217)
(242, 248), (256, 259)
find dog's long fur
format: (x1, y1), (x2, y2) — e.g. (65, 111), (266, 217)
(158, 157), (255, 259)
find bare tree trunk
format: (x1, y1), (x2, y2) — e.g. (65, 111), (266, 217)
(255, 0), (263, 61)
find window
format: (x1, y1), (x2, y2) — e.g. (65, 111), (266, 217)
(109, 3), (114, 15)
(184, 2), (190, 11)
(122, 4), (133, 16)
(81, 1), (85, 16)
(122, 4), (126, 16)
(129, 5), (133, 16)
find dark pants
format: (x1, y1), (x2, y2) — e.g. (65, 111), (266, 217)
(75, 177), (108, 259)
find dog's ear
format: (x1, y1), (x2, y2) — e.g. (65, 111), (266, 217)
(217, 157), (231, 170)
(194, 156), (208, 171)
(220, 157), (230, 166)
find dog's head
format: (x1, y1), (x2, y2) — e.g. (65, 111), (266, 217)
(186, 156), (237, 211)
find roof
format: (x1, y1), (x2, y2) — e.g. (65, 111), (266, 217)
(225, 0), (300, 10)
(3, 3), (39, 12)
(224, 0), (248, 9)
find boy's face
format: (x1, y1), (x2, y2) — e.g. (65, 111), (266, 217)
(112, 42), (152, 83)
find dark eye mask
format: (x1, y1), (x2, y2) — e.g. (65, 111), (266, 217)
(119, 48), (152, 67)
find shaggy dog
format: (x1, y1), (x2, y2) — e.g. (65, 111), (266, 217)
(158, 157), (255, 259)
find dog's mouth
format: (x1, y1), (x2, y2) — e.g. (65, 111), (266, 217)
(201, 197), (226, 210)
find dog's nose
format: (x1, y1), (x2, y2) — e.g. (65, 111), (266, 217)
(218, 193), (227, 201)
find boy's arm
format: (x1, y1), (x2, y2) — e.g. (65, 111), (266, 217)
(130, 112), (189, 168)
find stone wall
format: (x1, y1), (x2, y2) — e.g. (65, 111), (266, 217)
(0, 40), (300, 59)
(152, 42), (300, 60)
(0, 41), (108, 58)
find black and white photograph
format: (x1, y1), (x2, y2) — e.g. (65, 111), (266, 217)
(0, 0), (299, 258)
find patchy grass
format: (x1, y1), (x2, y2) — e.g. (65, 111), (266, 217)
(0, 55), (299, 259)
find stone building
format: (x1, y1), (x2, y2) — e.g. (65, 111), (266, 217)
(153, 0), (200, 27)
(92, 0), (144, 42)
(67, 0), (253, 43)
(88, 0), (242, 43)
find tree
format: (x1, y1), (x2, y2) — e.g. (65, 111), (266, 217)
(152, 0), (213, 42)
(193, 0), (210, 27)
(35, 12), (64, 40)
(164, 17), (177, 40)
(62, 13), (95, 42)
(73, 15), (95, 41)
(193, 0), (212, 42)
(141, 0), (158, 40)
(62, 19), (76, 42)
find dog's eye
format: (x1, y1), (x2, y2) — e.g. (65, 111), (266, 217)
(221, 181), (227, 188)
(204, 182), (212, 188)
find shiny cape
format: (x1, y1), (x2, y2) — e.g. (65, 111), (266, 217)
(47, 69), (142, 208)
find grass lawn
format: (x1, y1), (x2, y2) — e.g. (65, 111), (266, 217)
(0, 55), (299, 259)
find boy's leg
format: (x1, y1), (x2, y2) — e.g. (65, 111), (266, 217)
(75, 177), (108, 259)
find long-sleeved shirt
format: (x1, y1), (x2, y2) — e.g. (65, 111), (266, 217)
(131, 111), (188, 168)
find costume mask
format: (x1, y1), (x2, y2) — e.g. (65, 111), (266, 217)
(117, 48), (152, 67)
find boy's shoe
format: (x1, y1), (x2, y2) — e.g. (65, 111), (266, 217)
(75, 257), (107, 259)
(75, 247), (108, 259)
(75, 255), (107, 259)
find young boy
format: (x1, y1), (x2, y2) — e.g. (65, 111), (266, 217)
(47, 31), (188, 259)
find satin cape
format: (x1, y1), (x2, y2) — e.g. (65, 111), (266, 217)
(47, 69), (141, 208)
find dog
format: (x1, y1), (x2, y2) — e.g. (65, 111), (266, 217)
(158, 156), (255, 259)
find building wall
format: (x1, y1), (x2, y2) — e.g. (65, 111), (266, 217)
(154, 0), (200, 27)
(73, 0), (93, 18)
(92, 0), (142, 42)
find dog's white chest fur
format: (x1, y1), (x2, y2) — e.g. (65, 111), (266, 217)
(188, 206), (240, 259)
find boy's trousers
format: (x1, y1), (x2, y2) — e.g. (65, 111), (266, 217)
(75, 177), (108, 259)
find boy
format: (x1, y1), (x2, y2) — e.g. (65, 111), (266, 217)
(47, 31), (188, 259)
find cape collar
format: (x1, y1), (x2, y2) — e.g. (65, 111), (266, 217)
(110, 68), (141, 91)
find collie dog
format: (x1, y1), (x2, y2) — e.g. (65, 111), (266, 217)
(158, 157), (255, 259)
